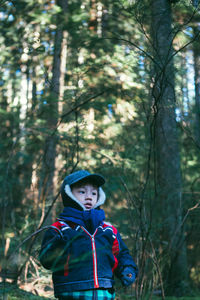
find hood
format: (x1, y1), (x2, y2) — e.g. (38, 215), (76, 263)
(61, 184), (106, 210)
(60, 170), (106, 210)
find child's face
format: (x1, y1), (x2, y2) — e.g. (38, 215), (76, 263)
(71, 183), (98, 210)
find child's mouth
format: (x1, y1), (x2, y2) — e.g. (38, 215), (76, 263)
(85, 203), (92, 209)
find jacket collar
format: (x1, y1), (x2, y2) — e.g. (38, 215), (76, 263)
(58, 207), (105, 234)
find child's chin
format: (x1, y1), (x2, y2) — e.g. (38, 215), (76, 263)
(84, 205), (92, 210)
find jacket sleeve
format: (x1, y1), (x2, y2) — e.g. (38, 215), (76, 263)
(39, 223), (70, 271)
(114, 231), (138, 282)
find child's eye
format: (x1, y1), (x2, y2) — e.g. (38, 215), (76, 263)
(92, 192), (97, 196)
(79, 190), (85, 194)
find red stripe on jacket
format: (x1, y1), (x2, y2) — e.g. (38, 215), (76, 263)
(51, 221), (62, 231)
(102, 223), (119, 272)
(64, 255), (70, 276)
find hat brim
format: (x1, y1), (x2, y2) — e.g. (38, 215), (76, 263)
(71, 173), (105, 187)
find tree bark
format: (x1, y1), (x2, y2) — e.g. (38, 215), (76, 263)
(39, 0), (68, 225)
(151, 0), (188, 295)
(193, 26), (200, 146)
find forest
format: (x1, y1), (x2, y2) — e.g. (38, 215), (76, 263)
(0, 0), (200, 299)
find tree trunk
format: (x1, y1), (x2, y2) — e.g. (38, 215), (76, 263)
(151, 0), (188, 296)
(193, 26), (200, 146)
(38, 0), (68, 226)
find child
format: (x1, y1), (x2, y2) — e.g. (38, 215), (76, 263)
(39, 170), (138, 300)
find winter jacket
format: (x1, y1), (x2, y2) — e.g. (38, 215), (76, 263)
(40, 171), (138, 298)
(39, 217), (138, 297)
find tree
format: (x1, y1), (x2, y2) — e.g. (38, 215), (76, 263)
(37, 0), (68, 226)
(151, 0), (189, 295)
(193, 26), (200, 146)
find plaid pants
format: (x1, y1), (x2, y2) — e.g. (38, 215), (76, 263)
(57, 288), (115, 300)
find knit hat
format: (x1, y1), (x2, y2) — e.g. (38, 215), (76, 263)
(61, 170), (106, 210)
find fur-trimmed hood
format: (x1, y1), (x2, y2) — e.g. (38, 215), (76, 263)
(61, 184), (106, 210)
(60, 170), (106, 210)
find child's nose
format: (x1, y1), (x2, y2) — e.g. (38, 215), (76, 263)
(85, 192), (92, 199)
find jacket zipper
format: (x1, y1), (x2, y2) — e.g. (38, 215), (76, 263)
(91, 236), (99, 288)
(81, 227), (99, 288)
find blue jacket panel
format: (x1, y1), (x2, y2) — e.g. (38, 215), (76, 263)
(39, 220), (138, 297)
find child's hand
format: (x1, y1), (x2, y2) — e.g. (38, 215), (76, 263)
(121, 267), (136, 286)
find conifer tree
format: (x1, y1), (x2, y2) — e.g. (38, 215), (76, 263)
(151, 0), (189, 295)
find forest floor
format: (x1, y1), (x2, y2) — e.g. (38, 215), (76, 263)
(0, 283), (200, 300)
(0, 282), (54, 300)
